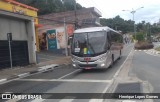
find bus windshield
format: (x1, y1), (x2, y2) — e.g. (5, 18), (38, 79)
(71, 31), (107, 57)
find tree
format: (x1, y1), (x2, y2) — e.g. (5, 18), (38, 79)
(100, 18), (113, 28)
(151, 27), (160, 35)
(100, 16), (134, 33)
(62, 0), (82, 11)
(100, 15), (160, 36)
(17, 0), (83, 15)
(134, 32), (145, 42)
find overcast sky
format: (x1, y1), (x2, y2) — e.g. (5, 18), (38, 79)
(77, 0), (160, 24)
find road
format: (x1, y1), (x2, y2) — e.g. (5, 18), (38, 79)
(129, 42), (160, 102)
(0, 42), (160, 102)
(132, 49), (160, 92)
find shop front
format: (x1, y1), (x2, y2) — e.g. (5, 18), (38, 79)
(0, 0), (39, 68)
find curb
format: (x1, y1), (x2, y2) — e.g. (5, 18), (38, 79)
(0, 64), (62, 84)
(154, 50), (160, 54)
(145, 49), (160, 55)
(135, 49), (160, 55)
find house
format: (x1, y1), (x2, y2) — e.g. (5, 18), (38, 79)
(38, 7), (102, 51)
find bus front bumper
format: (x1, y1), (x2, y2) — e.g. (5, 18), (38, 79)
(71, 59), (110, 69)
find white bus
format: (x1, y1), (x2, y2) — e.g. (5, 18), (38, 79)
(71, 26), (123, 69)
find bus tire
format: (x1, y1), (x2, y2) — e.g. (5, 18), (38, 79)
(118, 50), (122, 60)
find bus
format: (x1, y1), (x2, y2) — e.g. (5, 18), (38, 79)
(71, 26), (123, 69)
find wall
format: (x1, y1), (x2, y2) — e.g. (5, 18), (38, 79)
(38, 24), (74, 51)
(0, 0), (38, 17)
(0, 16), (27, 40)
(26, 20), (36, 64)
(0, 11), (36, 64)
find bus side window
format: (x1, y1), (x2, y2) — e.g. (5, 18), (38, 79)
(110, 31), (115, 43)
(107, 32), (111, 49)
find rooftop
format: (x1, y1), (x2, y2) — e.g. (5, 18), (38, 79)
(40, 7), (101, 18)
(74, 26), (121, 34)
(74, 26), (110, 33)
(2, 0), (38, 11)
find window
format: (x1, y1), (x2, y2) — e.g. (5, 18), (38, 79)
(71, 31), (107, 57)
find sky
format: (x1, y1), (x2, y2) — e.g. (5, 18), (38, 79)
(77, 0), (160, 24)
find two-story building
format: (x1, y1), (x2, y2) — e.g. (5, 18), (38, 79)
(38, 7), (102, 52)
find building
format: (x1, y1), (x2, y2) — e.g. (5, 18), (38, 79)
(0, 0), (39, 68)
(38, 7), (102, 52)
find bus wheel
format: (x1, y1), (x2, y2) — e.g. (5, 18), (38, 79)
(118, 50), (122, 60)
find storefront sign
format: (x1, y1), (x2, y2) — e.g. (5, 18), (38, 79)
(12, 6), (27, 15)
(0, 0), (37, 17)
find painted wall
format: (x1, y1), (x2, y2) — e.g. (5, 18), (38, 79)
(38, 24), (74, 51)
(0, 0), (37, 17)
(56, 27), (66, 49)
(47, 29), (57, 50)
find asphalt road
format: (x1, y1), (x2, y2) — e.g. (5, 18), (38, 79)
(131, 50), (160, 93)
(0, 43), (134, 102)
(126, 42), (160, 102)
(130, 47), (160, 102)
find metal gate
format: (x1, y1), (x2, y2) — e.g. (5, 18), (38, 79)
(0, 40), (29, 69)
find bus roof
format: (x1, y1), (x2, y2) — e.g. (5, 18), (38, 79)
(74, 26), (119, 33)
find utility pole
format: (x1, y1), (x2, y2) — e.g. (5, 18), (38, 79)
(64, 18), (68, 56)
(45, 0), (48, 4)
(123, 7), (144, 41)
(149, 24), (151, 41)
(74, 0), (77, 30)
(131, 10), (136, 40)
(7, 33), (12, 69)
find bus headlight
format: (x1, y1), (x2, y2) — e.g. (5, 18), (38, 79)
(72, 64), (76, 67)
(101, 63), (105, 67)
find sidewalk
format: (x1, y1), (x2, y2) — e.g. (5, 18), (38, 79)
(0, 56), (71, 83)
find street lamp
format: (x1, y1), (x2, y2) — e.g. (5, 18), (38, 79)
(122, 7), (144, 41)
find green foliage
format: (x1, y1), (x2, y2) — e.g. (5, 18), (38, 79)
(100, 17), (160, 37)
(151, 27), (160, 34)
(100, 16), (134, 33)
(155, 47), (160, 51)
(135, 21), (160, 37)
(63, 0), (75, 11)
(135, 32), (145, 41)
(17, 0), (83, 15)
(16, 0), (160, 36)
